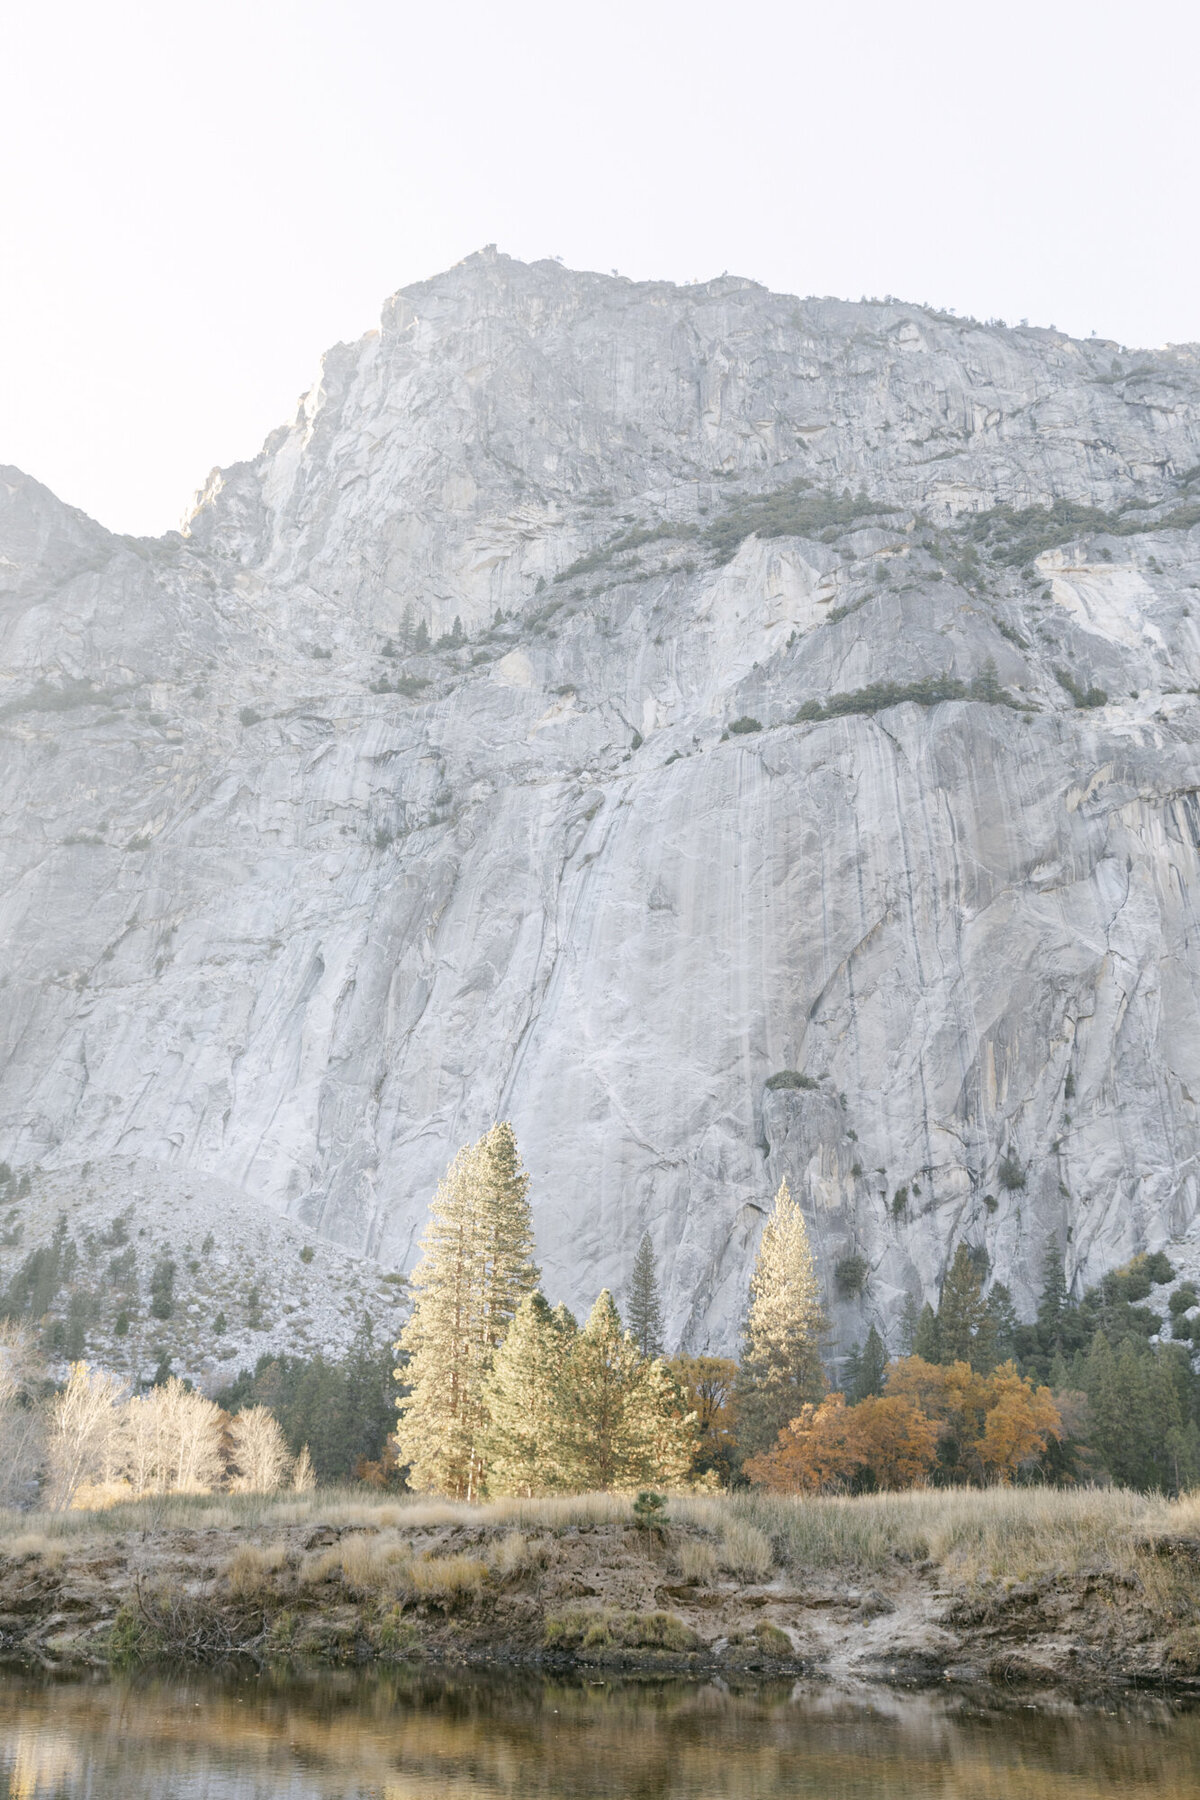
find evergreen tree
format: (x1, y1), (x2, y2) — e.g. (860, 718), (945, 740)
(937, 1245), (987, 1365)
(912, 1302), (942, 1363)
(215, 1317), (400, 1484)
(842, 1342), (863, 1402)
(413, 619), (430, 652)
(1036, 1242), (1069, 1348)
(626, 1232), (664, 1358)
(558, 1291), (696, 1491)
(984, 1282), (1018, 1367)
(854, 1325), (888, 1400)
(898, 1292), (921, 1355)
(735, 1180), (827, 1458)
(480, 1291), (573, 1496)
(395, 1123), (538, 1497)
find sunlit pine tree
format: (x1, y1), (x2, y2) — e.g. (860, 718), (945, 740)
(735, 1179), (827, 1458)
(394, 1123), (538, 1497)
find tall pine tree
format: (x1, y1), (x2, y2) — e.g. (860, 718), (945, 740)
(735, 1179), (827, 1457)
(395, 1123), (538, 1497)
(937, 1245), (988, 1365)
(854, 1324), (888, 1400)
(626, 1231), (665, 1357)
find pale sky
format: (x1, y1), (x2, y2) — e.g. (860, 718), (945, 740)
(2, 0), (1197, 537)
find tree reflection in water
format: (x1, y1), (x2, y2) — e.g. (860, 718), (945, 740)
(0, 1668), (1198, 1799)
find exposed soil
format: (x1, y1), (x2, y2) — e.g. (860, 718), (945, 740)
(3, 1515), (1199, 1698)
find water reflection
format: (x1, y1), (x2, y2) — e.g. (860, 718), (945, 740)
(1, 1667), (1198, 1799)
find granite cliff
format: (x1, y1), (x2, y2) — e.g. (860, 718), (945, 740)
(4, 249), (1200, 1359)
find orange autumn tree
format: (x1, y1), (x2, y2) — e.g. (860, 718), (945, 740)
(885, 1356), (1061, 1485)
(744, 1390), (939, 1493)
(746, 1356), (1061, 1494)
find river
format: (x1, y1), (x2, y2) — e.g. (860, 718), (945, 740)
(1, 1668), (1198, 1798)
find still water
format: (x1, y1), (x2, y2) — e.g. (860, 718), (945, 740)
(1, 1668), (1199, 1799)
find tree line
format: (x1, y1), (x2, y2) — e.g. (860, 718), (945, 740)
(393, 1125), (1200, 1498)
(0, 1341), (315, 1512)
(4, 1121), (1197, 1508)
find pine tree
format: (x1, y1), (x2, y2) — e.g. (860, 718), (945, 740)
(855, 1325), (888, 1399)
(558, 1291), (646, 1489)
(557, 1291), (696, 1491)
(626, 1232), (664, 1358)
(983, 1281), (1018, 1369)
(480, 1291), (573, 1496)
(912, 1302), (942, 1363)
(394, 1123), (539, 1497)
(898, 1292), (921, 1354)
(735, 1180), (827, 1458)
(937, 1245), (987, 1364)
(1036, 1241), (1069, 1349)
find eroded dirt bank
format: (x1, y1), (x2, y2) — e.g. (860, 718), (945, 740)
(2, 1496), (1199, 1696)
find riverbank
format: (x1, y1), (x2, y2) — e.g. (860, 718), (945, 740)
(2, 1487), (1198, 1695)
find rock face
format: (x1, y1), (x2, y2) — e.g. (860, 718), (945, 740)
(4, 249), (1200, 1357)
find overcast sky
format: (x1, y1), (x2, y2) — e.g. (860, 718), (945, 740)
(2, 0), (1197, 537)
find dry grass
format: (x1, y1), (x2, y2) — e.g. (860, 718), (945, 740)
(0, 1485), (637, 1550)
(299, 1535), (486, 1602)
(3, 1532), (67, 1566)
(669, 1484), (1200, 1585)
(2, 1483), (1198, 1598)
(223, 1542), (289, 1598)
(404, 1552), (488, 1599)
(717, 1518), (774, 1581)
(674, 1537), (718, 1585)
(489, 1529), (543, 1579)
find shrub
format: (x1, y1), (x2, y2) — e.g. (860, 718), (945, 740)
(706, 482), (898, 563)
(299, 1246), (315, 1264)
(765, 1070), (817, 1091)
(1169, 1282), (1199, 1316)
(754, 1621), (793, 1655)
(633, 1490), (666, 1530)
(1054, 668), (1108, 709)
(545, 1608), (700, 1653)
(998, 1154), (1026, 1191)
(238, 707), (263, 727)
(835, 1254), (869, 1298)
(728, 716), (763, 734)
(1143, 1251), (1176, 1286)
(891, 1187), (909, 1218)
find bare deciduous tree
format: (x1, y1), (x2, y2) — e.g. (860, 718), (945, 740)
(45, 1363), (125, 1511)
(228, 1405), (291, 1493)
(118, 1378), (224, 1496)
